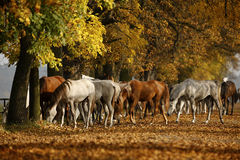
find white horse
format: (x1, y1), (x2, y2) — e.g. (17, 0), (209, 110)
(45, 79), (95, 129)
(168, 79), (224, 124)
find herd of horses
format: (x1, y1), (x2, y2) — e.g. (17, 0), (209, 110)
(2, 75), (239, 128)
(38, 75), (240, 128)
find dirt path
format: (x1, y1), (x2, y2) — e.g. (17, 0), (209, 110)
(0, 105), (240, 160)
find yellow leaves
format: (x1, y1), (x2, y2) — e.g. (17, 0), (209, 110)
(9, 0), (32, 26)
(34, 1), (41, 13)
(31, 33), (36, 40)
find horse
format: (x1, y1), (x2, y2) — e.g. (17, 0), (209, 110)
(126, 80), (169, 125)
(221, 81), (238, 115)
(81, 75), (122, 124)
(45, 79), (95, 129)
(116, 82), (131, 118)
(40, 76), (66, 120)
(167, 79), (224, 124)
(91, 80), (117, 127)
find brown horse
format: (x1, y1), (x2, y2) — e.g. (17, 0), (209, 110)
(221, 80), (238, 115)
(40, 76), (66, 120)
(116, 82), (131, 118)
(127, 80), (169, 124)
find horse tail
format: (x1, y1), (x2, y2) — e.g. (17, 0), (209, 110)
(217, 82), (223, 108)
(234, 90), (238, 103)
(111, 85), (116, 109)
(163, 83), (170, 112)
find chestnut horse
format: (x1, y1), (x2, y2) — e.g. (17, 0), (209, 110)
(221, 81), (238, 115)
(127, 80), (169, 125)
(40, 76), (66, 120)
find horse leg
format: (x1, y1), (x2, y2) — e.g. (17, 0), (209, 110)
(190, 99), (196, 123)
(97, 102), (103, 124)
(124, 99), (129, 118)
(226, 98), (229, 115)
(129, 98), (138, 125)
(196, 102), (199, 114)
(231, 96), (234, 115)
(140, 102), (146, 119)
(186, 100), (190, 114)
(69, 101), (77, 129)
(205, 97), (213, 124)
(86, 98), (94, 129)
(65, 104), (70, 126)
(215, 99), (224, 124)
(75, 102), (81, 123)
(150, 99), (157, 124)
(203, 101), (207, 114)
(144, 102), (149, 118)
(108, 102), (114, 127)
(104, 104), (109, 128)
(176, 100), (184, 123)
(79, 102), (86, 124)
(61, 104), (65, 127)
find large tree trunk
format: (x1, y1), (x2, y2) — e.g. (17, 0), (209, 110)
(29, 67), (40, 121)
(47, 47), (63, 76)
(7, 35), (34, 124)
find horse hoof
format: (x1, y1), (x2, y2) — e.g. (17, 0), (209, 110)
(176, 121), (179, 124)
(192, 120), (195, 123)
(205, 120), (208, 124)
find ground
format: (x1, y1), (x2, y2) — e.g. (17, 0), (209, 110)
(0, 104), (240, 160)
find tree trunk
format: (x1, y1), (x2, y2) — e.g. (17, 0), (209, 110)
(29, 67), (40, 121)
(144, 70), (150, 81)
(120, 69), (132, 82)
(7, 35), (34, 124)
(48, 47), (63, 76)
(103, 63), (113, 79)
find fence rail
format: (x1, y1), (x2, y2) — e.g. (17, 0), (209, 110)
(0, 98), (10, 108)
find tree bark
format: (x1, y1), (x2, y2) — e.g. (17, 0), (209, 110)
(7, 35), (34, 124)
(120, 69), (132, 82)
(29, 67), (40, 121)
(103, 63), (113, 79)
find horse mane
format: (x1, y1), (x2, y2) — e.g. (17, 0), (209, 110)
(49, 80), (71, 109)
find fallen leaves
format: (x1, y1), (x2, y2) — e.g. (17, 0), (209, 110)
(0, 105), (240, 160)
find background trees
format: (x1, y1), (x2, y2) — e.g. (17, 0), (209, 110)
(0, 0), (240, 123)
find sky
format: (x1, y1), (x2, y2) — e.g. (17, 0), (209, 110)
(0, 54), (47, 98)
(225, 53), (240, 89)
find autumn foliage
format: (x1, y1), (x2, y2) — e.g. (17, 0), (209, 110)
(0, 0), (240, 81)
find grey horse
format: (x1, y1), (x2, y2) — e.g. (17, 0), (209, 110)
(167, 79), (224, 124)
(91, 80), (117, 127)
